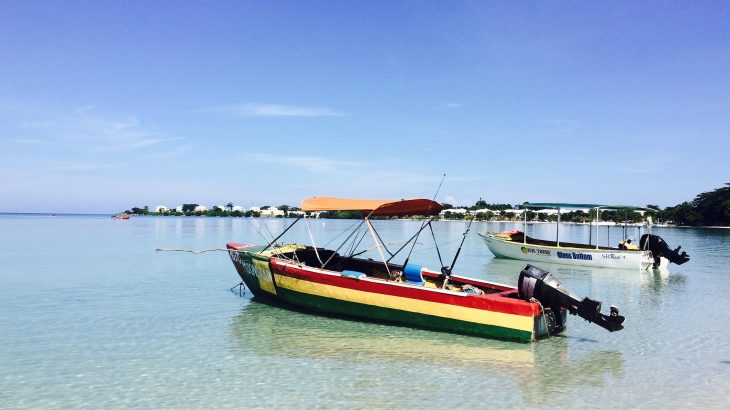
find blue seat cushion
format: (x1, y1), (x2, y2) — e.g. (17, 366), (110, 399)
(341, 270), (365, 279)
(403, 264), (425, 286)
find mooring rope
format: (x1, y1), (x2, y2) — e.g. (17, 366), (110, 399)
(155, 248), (234, 254)
(155, 246), (300, 263)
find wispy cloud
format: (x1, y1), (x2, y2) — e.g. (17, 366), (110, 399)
(41, 160), (116, 172)
(536, 118), (582, 138)
(12, 107), (179, 152)
(8, 137), (43, 144)
(247, 153), (365, 172)
(205, 103), (344, 117)
(0, 160), (114, 178)
(439, 102), (463, 110)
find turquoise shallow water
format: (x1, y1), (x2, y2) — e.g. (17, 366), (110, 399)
(1, 215), (729, 409)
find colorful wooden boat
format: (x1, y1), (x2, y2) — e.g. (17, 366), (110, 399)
(480, 203), (689, 270)
(227, 197), (625, 343)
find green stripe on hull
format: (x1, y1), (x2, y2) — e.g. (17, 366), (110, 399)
(276, 287), (534, 343)
(241, 275), (266, 296)
(233, 253), (277, 298)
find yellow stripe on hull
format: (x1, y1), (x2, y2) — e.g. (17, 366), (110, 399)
(274, 274), (534, 333)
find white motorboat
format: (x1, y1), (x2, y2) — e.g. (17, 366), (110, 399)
(479, 203), (689, 270)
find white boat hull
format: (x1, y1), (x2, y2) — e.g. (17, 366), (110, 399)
(479, 233), (659, 270)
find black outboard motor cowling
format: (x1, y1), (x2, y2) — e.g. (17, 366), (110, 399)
(518, 265), (625, 332)
(640, 234), (690, 267)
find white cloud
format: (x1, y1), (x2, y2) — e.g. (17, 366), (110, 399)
(207, 103), (344, 117)
(247, 153), (364, 172)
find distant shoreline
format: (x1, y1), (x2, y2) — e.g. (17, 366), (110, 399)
(2, 212), (729, 229)
(0, 212), (111, 217)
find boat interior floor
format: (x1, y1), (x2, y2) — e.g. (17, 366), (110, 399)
(500, 233), (631, 251)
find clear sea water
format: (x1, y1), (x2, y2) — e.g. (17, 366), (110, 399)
(1, 215), (728, 409)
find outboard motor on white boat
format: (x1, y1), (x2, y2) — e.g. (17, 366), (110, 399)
(640, 234), (690, 268)
(518, 265), (625, 332)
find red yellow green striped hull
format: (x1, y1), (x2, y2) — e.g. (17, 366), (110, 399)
(228, 244), (564, 343)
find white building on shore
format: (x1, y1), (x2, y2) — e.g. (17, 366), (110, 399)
(260, 207), (285, 217)
(439, 208), (469, 218)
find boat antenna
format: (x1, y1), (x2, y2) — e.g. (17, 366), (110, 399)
(386, 216), (437, 264)
(403, 173), (446, 268)
(441, 214), (474, 288)
(427, 220), (445, 268)
(261, 216), (303, 252)
(243, 216), (274, 244)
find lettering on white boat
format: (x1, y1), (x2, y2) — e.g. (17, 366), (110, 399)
(601, 253), (626, 260)
(521, 247), (551, 256)
(557, 251), (593, 261)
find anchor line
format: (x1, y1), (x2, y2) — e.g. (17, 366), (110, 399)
(230, 281), (246, 297)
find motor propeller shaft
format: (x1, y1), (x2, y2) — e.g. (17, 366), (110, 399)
(518, 264), (626, 332)
(640, 234), (690, 267)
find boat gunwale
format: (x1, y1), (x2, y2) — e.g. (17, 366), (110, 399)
(271, 256), (510, 299)
(479, 232), (650, 254)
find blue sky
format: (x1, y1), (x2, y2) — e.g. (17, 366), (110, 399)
(1, 1), (728, 213)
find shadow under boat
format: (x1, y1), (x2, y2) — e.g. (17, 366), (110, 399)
(235, 290), (537, 365)
(229, 299), (537, 368)
(227, 300), (625, 403)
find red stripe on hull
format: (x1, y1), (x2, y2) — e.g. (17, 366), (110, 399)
(270, 259), (539, 317)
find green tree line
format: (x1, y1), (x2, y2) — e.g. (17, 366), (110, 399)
(661, 183), (730, 226)
(120, 184), (729, 226)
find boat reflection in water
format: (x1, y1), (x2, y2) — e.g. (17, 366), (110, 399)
(227, 299), (624, 405)
(229, 300), (535, 368)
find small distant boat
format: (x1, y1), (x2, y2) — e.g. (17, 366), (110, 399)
(112, 214), (130, 220)
(226, 197), (625, 343)
(479, 203), (689, 270)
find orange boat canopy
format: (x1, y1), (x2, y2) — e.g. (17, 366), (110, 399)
(300, 197), (444, 217)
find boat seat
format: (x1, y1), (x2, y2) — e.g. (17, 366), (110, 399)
(618, 240), (640, 250)
(403, 264), (425, 286)
(341, 270), (366, 279)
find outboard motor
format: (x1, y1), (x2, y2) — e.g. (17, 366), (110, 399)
(518, 265), (625, 332)
(640, 234), (690, 267)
